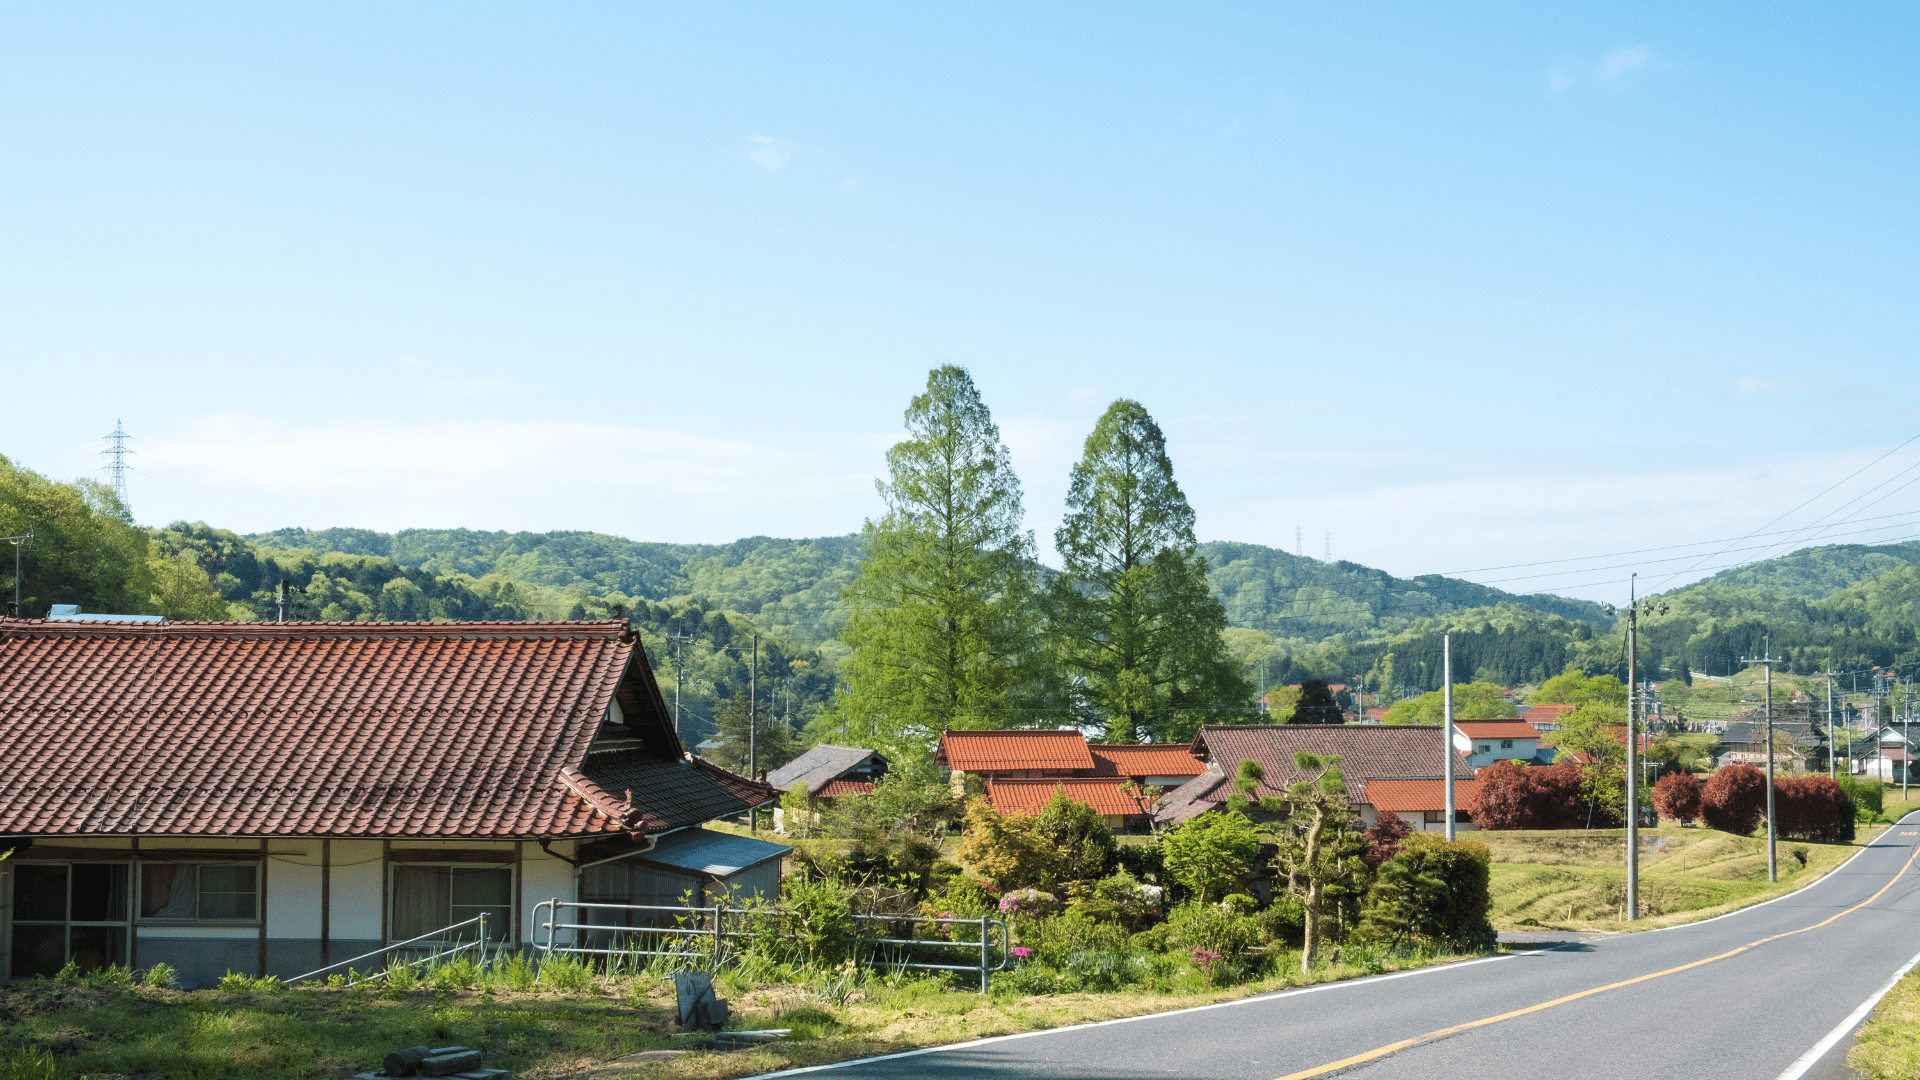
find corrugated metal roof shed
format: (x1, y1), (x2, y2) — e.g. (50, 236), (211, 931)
(640, 828), (790, 877)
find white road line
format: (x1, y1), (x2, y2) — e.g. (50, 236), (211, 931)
(767, 952), (1530, 1075)
(1774, 944), (1920, 1080)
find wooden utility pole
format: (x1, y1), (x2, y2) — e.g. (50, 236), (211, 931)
(1443, 633), (1455, 842)
(1626, 578), (1639, 920)
(749, 633), (758, 833)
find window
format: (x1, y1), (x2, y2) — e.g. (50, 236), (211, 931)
(391, 865), (513, 943)
(1478, 744), (1490, 754)
(1422, 810), (1445, 824)
(8, 863), (130, 978)
(139, 863), (259, 922)
(1500, 739), (1514, 749)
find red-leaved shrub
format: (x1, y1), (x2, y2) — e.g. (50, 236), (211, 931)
(1773, 776), (1856, 842)
(1652, 772), (1703, 825)
(1362, 808), (1414, 869)
(1467, 760), (1586, 830)
(1701, 764), (1767, 835)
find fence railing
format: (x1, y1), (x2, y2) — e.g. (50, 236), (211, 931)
(288, 913), (493, 986)
(530, 899), (1011, 992)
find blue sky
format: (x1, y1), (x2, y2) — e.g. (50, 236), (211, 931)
(5, 3), (1918, 602)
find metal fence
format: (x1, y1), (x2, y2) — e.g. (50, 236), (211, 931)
(288, 914), (493, 986)
(531, 899), (1011, 992)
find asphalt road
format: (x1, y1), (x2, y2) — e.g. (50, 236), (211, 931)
(793, 812), (1920, 1080)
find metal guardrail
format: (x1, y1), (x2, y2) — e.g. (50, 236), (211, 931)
(288, 913), (492, 986)
(531, 899), (1011, 992)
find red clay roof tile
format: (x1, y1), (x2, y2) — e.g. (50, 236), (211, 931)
(986, 778), (1155, 817)
(936, 729), (1095, 772)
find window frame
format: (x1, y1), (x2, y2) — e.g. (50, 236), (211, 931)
(7, 860), (134, 978)
(136, 860), (263, 926)
(386, 862), (516, 946)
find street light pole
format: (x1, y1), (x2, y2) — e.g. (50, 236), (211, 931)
(6, 533), (31, 613)
(1443, 633), (1455, 842)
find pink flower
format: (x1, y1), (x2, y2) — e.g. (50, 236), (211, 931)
(1012, 946), (1032, 959)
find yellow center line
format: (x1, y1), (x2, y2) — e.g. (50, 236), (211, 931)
(1276, 839), (1920, 1080)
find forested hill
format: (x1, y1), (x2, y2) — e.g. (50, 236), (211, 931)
(250, 527), (1612, 646)
(1199, 541), (1609, 638)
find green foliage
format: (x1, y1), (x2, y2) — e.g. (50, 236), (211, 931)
(780, 876), (857, 963)
(1839, 775), (1885, 820)
(535, 955), (593, 992)
(143, 962), (178, 989)
(0, 454), (152, 617)
(1288, 679), (1344, 725)
(957, 796), (1062, 892)
(1, 1047), (59, 1080)
(1163, 902), (1260, 957)
(831, 367), (1049, 756)
(704, 689), (802, 775)
(1048, 400), (1252, 742)
(1161, 812), (1261, 903)
(1067, 869), (1163, 933)
(1034, 788), (1119, 886)
(1533, 670), (1628, 707)
(1027, 909), (1131, 967)
(1359, 834), (1493, 949)
(1381, 681), (1517, 724)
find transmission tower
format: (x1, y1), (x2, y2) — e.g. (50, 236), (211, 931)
(101, 420), (132, 510)
(1324, 531), (1331, 562)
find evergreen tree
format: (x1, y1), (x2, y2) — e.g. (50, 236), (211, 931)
(829, 366), (1045, 758)
(1289, 679), (1345, 725)
(1049, 400), (1252, 742)
(707, 690), (802, 776)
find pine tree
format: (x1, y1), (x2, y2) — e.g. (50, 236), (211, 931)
(1049, 400), (1252, 742)
(830, 366), (1045, 758)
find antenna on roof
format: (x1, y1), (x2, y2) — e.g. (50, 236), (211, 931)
(101, 420), (132, 512)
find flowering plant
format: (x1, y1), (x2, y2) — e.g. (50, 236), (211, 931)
(1011, 946), (1033, 962)
(998, 888), (1060, 919)
(1191, 947), (1231, 986)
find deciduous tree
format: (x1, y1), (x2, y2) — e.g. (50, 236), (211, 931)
(1048, 400), (1252, 743)
(1380, 681), (1516, 725)
(1652, 772), (1703, 825)
(1700, 763), (1767, 835)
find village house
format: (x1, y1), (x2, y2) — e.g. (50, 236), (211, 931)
(1152, 725), (1476, 830)
(1358, 778), (1483, 833)
(765, 744), (891, 835)
(1453, 720), (1551, 769)
(934, 729), (1203, 827)
(1713, 718), (1824, 772)
(1519, 703), (1576, 731)
(0, 618), (781, 987)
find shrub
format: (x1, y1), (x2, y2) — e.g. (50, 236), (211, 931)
(1256, 897), (1305, 945)
(1163, 901), (1259, 958)
(142, 962), (178, 989)
(1028, 909), (1131, 967)
(1652, 772), (1703, 824)
(1467, 760), (1585, 830)
(1359, 833), (1493, 949)
(782, 875), (857, 963)
(998, 888), (1061, 922)
(1161, 812), (1260, 902)
(1059, 949), (1141, 993)
(1701, 764), (1768, 835)
(536, 955), (593, 991)
(1067, 869), (1163, 933)
(1035, 789), (1119, 887)
(1774, 776), (1855, 842)
(217, 970), (254, 992)
(924, 875), (998, 920)
(1839, 775), (1885, 821)
(1361, 811), (1413, 869)
(957, 797), (1062, 891)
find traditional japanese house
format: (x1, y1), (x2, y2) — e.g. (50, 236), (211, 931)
(0, 618), (779, 987)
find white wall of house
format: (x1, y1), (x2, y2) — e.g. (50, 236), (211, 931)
(1453, 729), (1540, 769)
(522, 840), (578, 949)
(1356, 806), (1480, 833)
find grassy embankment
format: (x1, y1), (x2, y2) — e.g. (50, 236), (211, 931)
(0, 944), (1485, 1080)
(1485, 820), (1892, 933)
(1847, 966), (1920, 1079)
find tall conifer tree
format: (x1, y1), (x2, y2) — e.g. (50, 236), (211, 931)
(829, 366), (1044, 757)
(1050, 400), (1252, 742)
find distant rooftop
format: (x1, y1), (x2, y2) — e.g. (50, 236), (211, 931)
(46, 604), (164, 624)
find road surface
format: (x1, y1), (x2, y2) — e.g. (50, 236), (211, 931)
(792, 812), (1920, 1079)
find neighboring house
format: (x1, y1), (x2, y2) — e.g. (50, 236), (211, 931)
(0, 617), (780, 987)
(765, 745), (891, 835)
(986, 779), (1157, 829)
(1153, 725), (1475, 830)
(1452, 721), (1549, 769)
(1714, 720), (1822, 771)
(1520, 703), (1576, 731)
(1360, 778), (1483, 832)
(935, 729), (1202, 827)
(1856, 726), (1919, 782)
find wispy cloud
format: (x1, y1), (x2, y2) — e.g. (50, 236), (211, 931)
(1599, 45), (1652, 82)
(1735, 376), (1809, 400)
(746, 134), (794, 170)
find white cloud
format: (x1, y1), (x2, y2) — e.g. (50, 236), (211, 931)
(1599, 45), (1651, 82)
(746, 135), (794, 170)
(1735, 376), (1809, 399)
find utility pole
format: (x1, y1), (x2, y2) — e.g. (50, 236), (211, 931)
(277, 579), (290, 623)
(749, 633), (759, 834)
(1742, 638), (1778, 883)
(668, 632), (695, 740)
(1444, 633), (1455, 842)
(6, 533), (31, 613)
(1826, 671), (1838, 780)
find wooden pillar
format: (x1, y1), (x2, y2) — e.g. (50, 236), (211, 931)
(257, 839), (269, 977)
(320, 839), (332, 970)
(380, 840), (391, 945)
(128, 832), (140, 971)
(513, 841), (524, 952)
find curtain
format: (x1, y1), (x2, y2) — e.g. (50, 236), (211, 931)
(140, 864), (197, 919)
(392, 865), (450, 941)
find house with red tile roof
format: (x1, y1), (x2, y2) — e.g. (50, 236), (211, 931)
(934, 729), (1201, 830)
(0, 618), (779, 987)
(1520, 703), (1577, 730)
(1153, 725), (1476, 831)
(1452, 720), (1550, 768)
(1361, 778), (1484, 833)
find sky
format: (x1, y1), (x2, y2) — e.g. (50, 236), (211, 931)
(5, 2), (1919, 603)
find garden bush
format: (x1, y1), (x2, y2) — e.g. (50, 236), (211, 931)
(1652, 772), (1703, 824)
(958, 797), (1062, 891)
(1028, 909), (1131, 967)
(1773, 776), (1855, 842)
(781, 875), (857, 963)
(1035, 789), (1119, 886)
(1066, 869), (1163, 933)
(1256, 897), (1305, 945)
(1161, 812), (1260, 902)
(1701, 764), (1768, 835)
(1358, 833), (1493, 950)
(1163, 901), (1260, 959)
(1838, 775), (1885, 821)
(1467, 760), (1585, 829)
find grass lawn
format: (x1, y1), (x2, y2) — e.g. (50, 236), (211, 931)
(0, 945), (1489, 1080)
(1847, 965), (1920, 1079)
(1485, 821), (1891, 933)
